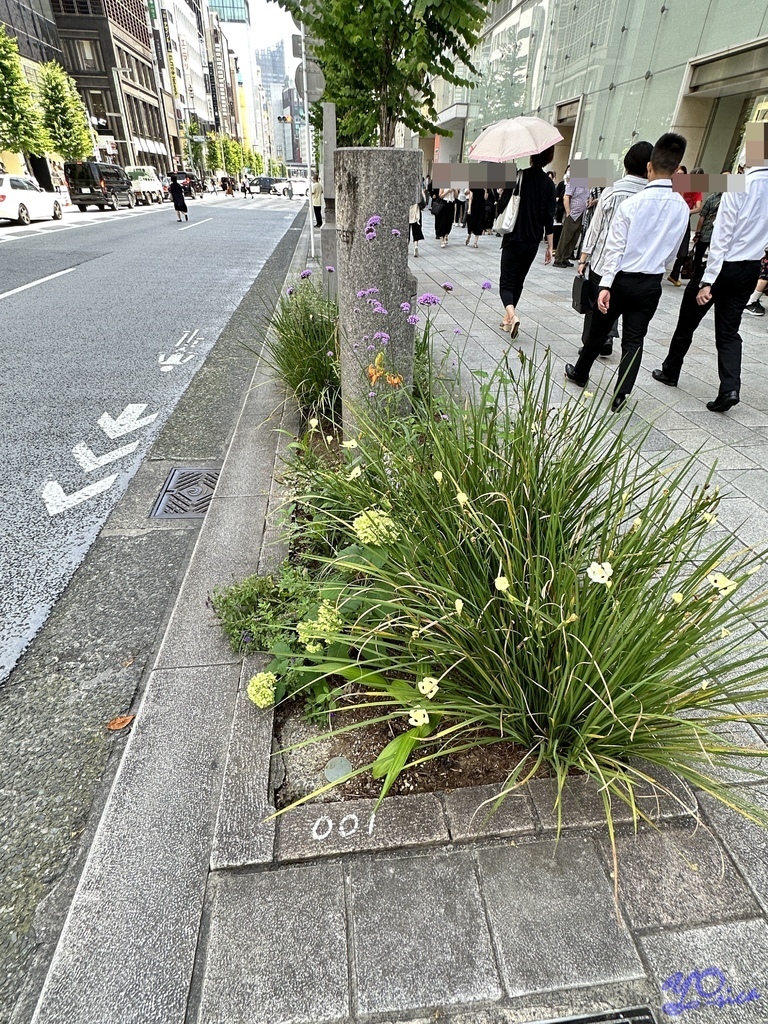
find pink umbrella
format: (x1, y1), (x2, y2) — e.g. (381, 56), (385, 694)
(468, 116), (563, 163)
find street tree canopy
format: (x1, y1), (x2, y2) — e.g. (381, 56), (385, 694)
(272, 0), (491, 146)
(0, 25), (49, 155)
(38, 61), (91, 160)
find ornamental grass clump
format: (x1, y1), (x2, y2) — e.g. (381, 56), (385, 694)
(263, 274), (340, 415)
(282, 349), (768, 834)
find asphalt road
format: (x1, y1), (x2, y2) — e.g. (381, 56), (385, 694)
(0, 194), (304, 1023)
(0, 192), (300, 680)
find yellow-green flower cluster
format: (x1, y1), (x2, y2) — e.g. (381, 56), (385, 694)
(297, 599), (343, 651)
(247, 671), (277, 708)
(352, 508), (401, 546)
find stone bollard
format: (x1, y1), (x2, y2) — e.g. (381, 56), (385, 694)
(335, 147), (420, 436)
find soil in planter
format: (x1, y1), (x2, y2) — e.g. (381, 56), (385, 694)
(272, 697), (550, 809)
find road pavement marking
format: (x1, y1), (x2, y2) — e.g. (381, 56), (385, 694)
(72, 440), (140, 473)
(0, 267), (76, 301)
(42, 476), (118, 515)
(99, 404), (159, 439)
(159, 328), (201, 371)
(178, 217), (212, 231)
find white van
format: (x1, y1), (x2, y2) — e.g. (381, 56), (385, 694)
(126, 166), (164, 206)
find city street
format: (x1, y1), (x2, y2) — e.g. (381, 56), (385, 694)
(0, 191), (302, 680)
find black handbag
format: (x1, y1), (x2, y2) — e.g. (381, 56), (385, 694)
(430, 197), (446, 217)
(571, 274), (590, 314)
(681, 250), (694, 280)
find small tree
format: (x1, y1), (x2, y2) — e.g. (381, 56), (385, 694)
(0, 25), (49, 155)
(222, 136), (243, 176)
(268, 156), (282, 177)
(37, 61), (91, 160)
(206, 132), (221, 172)
(188, 119), (204, 172)
(251, 150), (264, 176)
(272, 0), (490, 145)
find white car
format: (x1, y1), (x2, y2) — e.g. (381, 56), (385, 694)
(289, 176), (310, 197)
(125, 165), (164, 206)
(0, 174), (63, 224)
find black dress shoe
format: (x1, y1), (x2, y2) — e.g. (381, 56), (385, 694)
(577, 344), (613, 357)
(611, 392), (628, 412)
(564, 363), (588, 386)
(553, 260), (573, 268)
(706, 391), (739, 412)
(652, 368), (678, 387)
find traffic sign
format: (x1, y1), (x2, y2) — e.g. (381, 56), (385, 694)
(292, 33), (302, 59)
(295, 59), (325, 103)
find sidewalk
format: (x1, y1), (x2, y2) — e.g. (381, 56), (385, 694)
(27, 214), (768, 1024)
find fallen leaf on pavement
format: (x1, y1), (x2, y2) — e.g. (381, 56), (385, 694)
(106, 715), (135, 731)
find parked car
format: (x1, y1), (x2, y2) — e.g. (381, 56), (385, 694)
(176, 170), (205, 197)
(64, 161), (135, 211)
(125, 165), (164, 205)
(0, 174), (63, 224)
(288, 176), (310, 197)
(270, 177), (295, 198)
(248, 176), (281, 195)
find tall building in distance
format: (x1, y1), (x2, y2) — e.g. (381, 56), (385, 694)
(208, 0), (261, 154)
(255, 39), (286, 164)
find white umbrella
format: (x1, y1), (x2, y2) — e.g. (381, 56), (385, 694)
(468, 116), (563, 163)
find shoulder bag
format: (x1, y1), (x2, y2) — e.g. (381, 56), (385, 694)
(493, 174), (522, 235)
(571, 272), (590, 314)
(430, 196), (446, 217)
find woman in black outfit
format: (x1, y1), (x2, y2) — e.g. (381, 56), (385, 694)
(497, 145), (556, 337)
(465, 187), (486, 247)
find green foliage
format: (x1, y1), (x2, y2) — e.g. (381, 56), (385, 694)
(271, 0), (491, 144)
(0, 26), (49, 154)
(268, 156), (282, 177)
(222, 136), (243, 175)
(37, 61), (90, 160)
(187, 119), (204, 170)
(279, 349), (768, 831)
(251, 150), (264, 176)
(263, 274), (340, 415)
(206, 132), (221, 171)
(211, 560), (317, 653)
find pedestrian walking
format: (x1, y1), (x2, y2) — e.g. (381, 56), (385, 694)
(744, 250), (768, 316)
(686, 185), (724, 284)
(168, 174), (188, 222)
(554, 170), (588, 267)
(455, 187), (468, 226)
(433, 187), (456, 247)
(564, 132), (690, 411)
(311, 172), (323, 227)
(573, 140), (653, 359)
(483, 188), (498, 234)
(464, 187), (485, 247)
(496, 144), (557, 338)
(653, 156), (768, 411)
(409, 182), (426, 257)
(667, 166), (703, 285)
(553, 170), (567, 250)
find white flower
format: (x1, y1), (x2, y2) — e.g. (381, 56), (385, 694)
(325, 434), (334, 443)
(433, 471), (443, 484)
(347, 465), (363, 481)
(408, 707), (429, 727)
(586, 561), (613, 586)
(495, 576), (510, 593)
(454, 598), (464, 616)
(699, 512), (717, 524)
(631, 517), (642, 532)
(341, 439), (358, 449)
(418, 676), (439, 699)
(583, 390), (594, 398)
(456, 490), (469, 507)
(707, 571), (737, 596)
(308, 418), (319, 430)
(671, 592), (684, 605)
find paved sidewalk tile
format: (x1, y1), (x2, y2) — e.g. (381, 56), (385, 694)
(699, 786), (768, 914)
(443, 784), (536, 841)
(349, 851), (502, 1017)
(597, 821), (760, 930)
(477, 837), (644, 997)
(639, 919), (768, 1023)
(197, 863), (349, 1024)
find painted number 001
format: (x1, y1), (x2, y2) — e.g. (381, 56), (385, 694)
(311, 812), (376, 842)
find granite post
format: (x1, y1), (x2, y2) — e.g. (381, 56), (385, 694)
(335, 146), (420, 436)
(320, 101), (337, 300)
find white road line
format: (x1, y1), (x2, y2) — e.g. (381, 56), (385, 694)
(0, 267), (76, 301)
(178, 217), (213, 231)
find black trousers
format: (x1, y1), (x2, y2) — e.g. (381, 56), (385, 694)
(499, 240), (539, 309)
(573, 271), (662, 394)
(313, 205), (323, 227)
(661, 259), (758, 393)
(581, 268), (619, 346)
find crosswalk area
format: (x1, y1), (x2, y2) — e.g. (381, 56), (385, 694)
(237, 195), (307, 213)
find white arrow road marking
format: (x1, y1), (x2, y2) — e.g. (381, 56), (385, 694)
(42, 475), (118, 515)
(158, 352), (195, 371)
(72, 440), (140, 473)
(99, 404), (158, 439)
(0, 267), (76, 302)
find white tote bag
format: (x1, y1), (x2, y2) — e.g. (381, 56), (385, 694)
(493, 173), (522, 236)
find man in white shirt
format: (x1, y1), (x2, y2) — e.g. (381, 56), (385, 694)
(574, 140), (653, 358)
(565, 133), (690, 411)
(653, 130), (768, 411)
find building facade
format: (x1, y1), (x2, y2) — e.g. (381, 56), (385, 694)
(426, 0), (768, 178)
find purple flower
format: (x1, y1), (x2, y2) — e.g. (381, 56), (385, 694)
(287, 287), (294, 296)
(366, 215), (382, 228)
(441, 282), (454, 291)
(300, 269), (312, 279)
(400, 302), (411, 312)
(440, 414), (450, 421)
(353, 343), (359, 350)
(407, 315), (420, 325)
(366, 288), (379, 295)
(365, 230), (377, 241)
(362, 335), (370, 341)
(325, 265), (335, 273)
(453, 327), (462, 335)
(356, 289), (367, 298)
(373, 332), (390, 343)
(391, 228), (401, 237)
(367, 344), (375, 351)
(368, 391), (377, 398)
(481, 280), (492, 290)
(417, 293), (440, 306)
(326, 350), (334, 357)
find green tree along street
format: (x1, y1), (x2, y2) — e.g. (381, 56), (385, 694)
(37, 61), (91, 161)
(0, 25), (49, 156)
(187, 119), (204, 172)
(273, 0), (491, 145)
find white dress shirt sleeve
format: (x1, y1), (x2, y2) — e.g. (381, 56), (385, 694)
(701, 192), (741, 286)
(595, 201), (631, 290)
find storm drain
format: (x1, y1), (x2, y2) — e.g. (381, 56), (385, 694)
(150, 467), (221, 518)
(533, 1009), (656, 1024)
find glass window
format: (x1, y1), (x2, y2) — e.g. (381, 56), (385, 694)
(63, 36), (103, 71)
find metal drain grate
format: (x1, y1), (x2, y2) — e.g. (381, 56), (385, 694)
(150, 467), (221, 518)
(532, 1009), (656, 1024)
